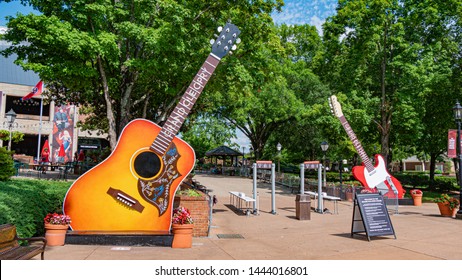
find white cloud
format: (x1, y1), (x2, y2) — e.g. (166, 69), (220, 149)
(272, 0), (337, 30)
(310, 15), (324, 35)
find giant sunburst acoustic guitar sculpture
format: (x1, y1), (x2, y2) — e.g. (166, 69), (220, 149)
(63, 23), (241, 231)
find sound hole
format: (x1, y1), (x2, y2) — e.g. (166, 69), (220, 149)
(134, 151), (162, 179)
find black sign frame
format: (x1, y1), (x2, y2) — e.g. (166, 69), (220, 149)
(351, 193), (396, 241)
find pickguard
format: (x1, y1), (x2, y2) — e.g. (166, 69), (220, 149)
(137, 144), (181, 216)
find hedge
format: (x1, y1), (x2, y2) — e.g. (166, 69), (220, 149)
(0, 179), (71, 238)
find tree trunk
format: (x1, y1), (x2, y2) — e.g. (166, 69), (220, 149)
(97, 55), (117, 150)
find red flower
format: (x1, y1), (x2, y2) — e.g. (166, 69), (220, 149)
(44, 213), (71, 225)
(172, 206), (194, 225)
(410, 189), (423, 195)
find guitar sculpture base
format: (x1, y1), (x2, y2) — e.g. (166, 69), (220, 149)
(384, 197), (414, 206)
(64, 230), (173, 247)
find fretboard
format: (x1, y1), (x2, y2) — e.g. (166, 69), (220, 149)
(339, 115), (374, 173)
(150, 54), (220, 155)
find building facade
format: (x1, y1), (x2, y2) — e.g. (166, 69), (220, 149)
(1, 39), (108, 162)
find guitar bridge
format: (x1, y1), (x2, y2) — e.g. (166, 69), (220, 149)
(107, 187), (145, 213)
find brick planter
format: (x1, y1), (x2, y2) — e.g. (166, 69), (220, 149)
(174, 191), (210, 237)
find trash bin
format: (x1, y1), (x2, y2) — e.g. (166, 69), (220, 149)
(295, 194), (311, 220)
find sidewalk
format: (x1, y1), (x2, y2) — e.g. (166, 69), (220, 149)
(33, 174), (462, 260)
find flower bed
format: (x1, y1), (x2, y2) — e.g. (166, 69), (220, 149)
(174, 190), (210, 237)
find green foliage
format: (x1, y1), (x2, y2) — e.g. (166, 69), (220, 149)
(176, 189), (202, 197)
(0, 179), (71, 238)
(0, 130), (25, 145)
(1, 0), (284, 150)
(434, 194), (460, 210)
(181, 115), (236, 159)
(394, 173), (457, 191)
(432, 176), (457, 192)
(0, 147), (15, 181)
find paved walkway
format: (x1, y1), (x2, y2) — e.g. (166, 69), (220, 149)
(32, 174), (462, 260)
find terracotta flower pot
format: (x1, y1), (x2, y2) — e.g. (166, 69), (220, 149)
(437, 202), (457, 218)
(411, 193), (423, 206)
(171, 224), (194, 249)
(44, 224), (69, 246)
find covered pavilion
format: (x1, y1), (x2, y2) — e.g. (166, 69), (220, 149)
(205, 145), (243, 175)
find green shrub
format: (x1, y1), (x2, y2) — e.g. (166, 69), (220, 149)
(0, 147), (15, 181)
(176, 189), (202, 197)
(393, 173), (430, 186)
(433, 176), (457, 192)
(0, 179), (71, 237)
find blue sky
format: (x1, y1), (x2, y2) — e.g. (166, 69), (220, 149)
(0, 0), (338, 150)
(0, 1), (37, 26)
(1, 0), (338, 29)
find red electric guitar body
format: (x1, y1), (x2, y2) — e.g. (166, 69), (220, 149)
(63, 23), (241, 231)
(329, 95), (405, 199)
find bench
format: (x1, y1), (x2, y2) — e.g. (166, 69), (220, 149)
(229, 191), (256, 215)
(0, 224), (47, 260)
(305, 191), (341, 214)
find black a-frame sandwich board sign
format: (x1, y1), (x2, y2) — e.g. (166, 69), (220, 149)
(351, 193), (396, 241)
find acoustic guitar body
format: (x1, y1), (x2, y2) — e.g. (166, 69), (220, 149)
(63, 23), (241, 232)
(63, 119), (195, 231)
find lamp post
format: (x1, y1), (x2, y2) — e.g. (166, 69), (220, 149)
(249, 146), (254, 177)
(453, 101), (462, 217)
(321, 141), (329, 188)
(5, 109), (17, 151)
(276, 142), (282, 174)
(242, 147), (246, 176)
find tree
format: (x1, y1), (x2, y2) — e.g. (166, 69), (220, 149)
(1, 0), (283, 150)
(180, 115), (236, 159)
(210, 48), (305, 160)
(401, 0), (462, 185)
(321, 0), (426, 168)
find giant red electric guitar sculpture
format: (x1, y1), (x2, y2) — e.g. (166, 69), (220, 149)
(63, 23), (241, 231)
(329, 95), (404, 199)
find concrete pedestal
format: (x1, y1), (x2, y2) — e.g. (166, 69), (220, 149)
(295, 194), (311, 220)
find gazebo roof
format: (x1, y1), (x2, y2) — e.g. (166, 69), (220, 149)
(205, 145), (242, 157)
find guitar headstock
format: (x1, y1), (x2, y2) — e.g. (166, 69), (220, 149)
(329, 95), (344, 118)
(210, 23), (241, 59)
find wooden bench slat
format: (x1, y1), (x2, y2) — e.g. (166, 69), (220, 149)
(0, 224), (46, 260)
(0, 245), (44, 260)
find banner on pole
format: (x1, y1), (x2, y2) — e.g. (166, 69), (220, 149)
(447, 129), (462, 158)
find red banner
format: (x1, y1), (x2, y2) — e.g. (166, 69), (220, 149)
(447, 130), (462, 158)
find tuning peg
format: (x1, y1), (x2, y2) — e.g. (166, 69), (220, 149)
(217, 26), (223, 32)
(224, 46), (229, 51)
(210, 39), (215, 45)
(226, 28), (230, 32)
(231, 45), (237, 51)
(236, 38), (241, 44)
(229, 51), (233, 55)
(214, 34), (219, 38)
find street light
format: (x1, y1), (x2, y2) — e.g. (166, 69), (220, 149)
(276, 142), (282, 174)
(321, 141), (329, 188)
(242, 147), (246, 176)
(453, 101), (462, 217)
(5, 109), (17, 151)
